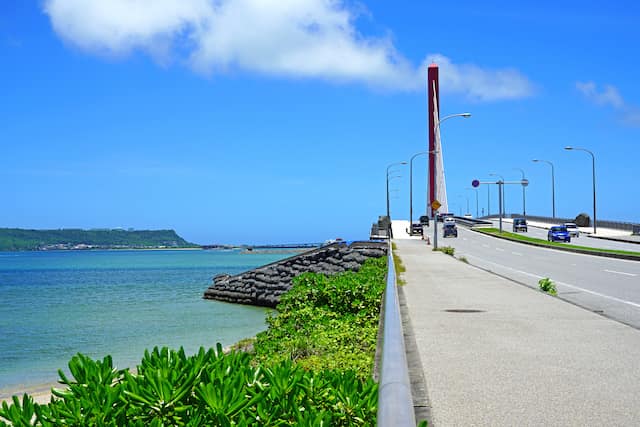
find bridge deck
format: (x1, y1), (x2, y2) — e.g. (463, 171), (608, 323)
(394, 238), (640, 426)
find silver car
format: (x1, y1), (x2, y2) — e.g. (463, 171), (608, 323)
(564, 223), (580, 238)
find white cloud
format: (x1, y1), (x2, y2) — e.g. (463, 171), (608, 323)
(425, 54), (534, 101)
(43, 0), (534, 99)
(576, 81), (624, 108)
(576, 81), (640, 126)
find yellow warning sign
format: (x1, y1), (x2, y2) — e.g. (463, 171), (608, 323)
(431, 200), (442, 210)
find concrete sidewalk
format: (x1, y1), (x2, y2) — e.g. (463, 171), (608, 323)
(395, 239), (640, 426)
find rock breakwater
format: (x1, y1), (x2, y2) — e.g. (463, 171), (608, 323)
(203, 241), (387, 307)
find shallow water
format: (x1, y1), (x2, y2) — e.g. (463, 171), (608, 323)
(0, 249), (292, 394)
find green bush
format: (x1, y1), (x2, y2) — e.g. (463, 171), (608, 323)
(435, 246), (455, 256)
(252, 257), (386, 378)
(538, 277), (557, 296)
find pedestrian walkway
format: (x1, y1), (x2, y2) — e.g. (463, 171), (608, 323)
(394, 238), (640, 426)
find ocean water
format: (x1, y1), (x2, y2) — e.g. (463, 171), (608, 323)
(0, 249), (294, 395)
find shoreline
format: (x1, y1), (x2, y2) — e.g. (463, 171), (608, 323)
(0, 381), (60, 406)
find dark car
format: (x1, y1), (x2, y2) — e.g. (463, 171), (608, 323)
(443, 222), (458, 238)
(410, 222), (423, 235)
(548, 225), (571, 243)
(512, 218), (528, 233)
(419, 215), (430, 227)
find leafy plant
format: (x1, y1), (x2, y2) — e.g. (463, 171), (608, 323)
(538, 277), (557, 296)
(458, 256), (469, 263)
(435, 246), (455, 256)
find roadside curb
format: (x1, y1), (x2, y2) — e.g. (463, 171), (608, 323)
(468, 227), (640, 262)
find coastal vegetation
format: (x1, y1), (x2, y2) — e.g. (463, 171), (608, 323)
(0, 228), (196, 251)
(0, 257), (387, 426)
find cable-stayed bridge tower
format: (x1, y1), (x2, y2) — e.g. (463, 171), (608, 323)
(427, 63), (448, 216)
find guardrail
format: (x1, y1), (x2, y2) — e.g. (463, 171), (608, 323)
(377, 243), (416, 426)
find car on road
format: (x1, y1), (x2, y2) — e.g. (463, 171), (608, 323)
(419, 215), (430, 227)
(443, 222), (458, 238)
(444, 217), (456, 225)
(512, 218), (528, 233)
(410, 222), (423, 235)
(438, 213), (454, 222)
(564, 222), (580, 238)
(547, 225), (571, 243)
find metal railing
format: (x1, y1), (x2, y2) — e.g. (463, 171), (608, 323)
(377, 243), (416, 426)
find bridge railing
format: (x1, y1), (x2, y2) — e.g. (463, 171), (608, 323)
(377, 242), (416, 426)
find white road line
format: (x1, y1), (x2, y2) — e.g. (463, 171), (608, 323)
(482, 244), (490, 248)
(495, 247), (505, 252)
(604, 269), (637, 277)
(512, 252), (523, 256)
(465, 254), (640, 310)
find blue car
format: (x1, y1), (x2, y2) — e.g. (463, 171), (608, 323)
(548, 225), (571, 243)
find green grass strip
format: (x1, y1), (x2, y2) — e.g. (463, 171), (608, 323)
(477, 228), (640, 258)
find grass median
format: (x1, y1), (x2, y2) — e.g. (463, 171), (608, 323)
(476, 228), (640, 258)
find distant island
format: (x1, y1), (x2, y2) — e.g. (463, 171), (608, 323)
(0, 228), (198, 251)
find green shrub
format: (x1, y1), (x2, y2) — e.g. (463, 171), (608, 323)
(538, 277), (557, 296)
(252, 257), (386, 379)
(435, 246), (455, 256)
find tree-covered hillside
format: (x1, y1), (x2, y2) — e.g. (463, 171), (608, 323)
(0, 228), (197, 251)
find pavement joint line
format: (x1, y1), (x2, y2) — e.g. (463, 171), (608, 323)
(463, 252), (640, 309)
(603, 269), (637, 277)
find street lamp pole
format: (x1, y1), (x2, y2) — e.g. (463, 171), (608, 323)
(431, 112), (471, 249)
(409, 152), (427, 233)
(386, 161), (407, 219)
(532, 159), (555, 219)
(513, 167), (527, 219)
(565, 146), (597, 234)
(466, 187), (479, 217)
(489, 173), (505, 232)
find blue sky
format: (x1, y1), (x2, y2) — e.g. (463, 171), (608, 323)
(1, 1), (639, 244)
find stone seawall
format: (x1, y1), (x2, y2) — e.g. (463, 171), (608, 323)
(203, 241), (387, 308)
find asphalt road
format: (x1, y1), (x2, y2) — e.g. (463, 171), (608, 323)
(430, 224), (640, 329)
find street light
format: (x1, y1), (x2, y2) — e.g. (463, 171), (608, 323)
(565, 146), (597, 234)
(386, 161), (407, 219)
(513, 167), (527, 219)
(431, 112), (471, 249)
(466, 187), (479, 217)
(532, 159), (555, 219)
(409, 152), (428, 232)
(489, 172), (505, 216)
(489, 173), (505, 231)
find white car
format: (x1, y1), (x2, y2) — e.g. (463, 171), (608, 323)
(564, 223), (580, 238)
(444, 217), (456, 225)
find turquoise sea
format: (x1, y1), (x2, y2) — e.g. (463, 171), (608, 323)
(0, 249), (294, 396)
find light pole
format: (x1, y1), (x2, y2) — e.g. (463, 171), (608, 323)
(466, 187), (479, 217)
(489, 173), (505, 231)
(513, 167), (527, 219)
(386, 161), (407, 219)
(489, 172), (505, 215)
(532, 159), (555, 219)
(565, 146), (597, 234)
(431, 112), (471, 249)
(409, 152), (428, 232)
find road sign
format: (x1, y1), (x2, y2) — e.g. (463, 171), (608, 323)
(472, 179), (480, 188)
(431, 200), (442, 210)
(521, 178), (529, 187)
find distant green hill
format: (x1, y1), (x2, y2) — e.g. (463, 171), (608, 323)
(0, 228), (198, 251)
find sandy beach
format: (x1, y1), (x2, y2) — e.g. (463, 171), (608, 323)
(1, 382), (59, 406)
